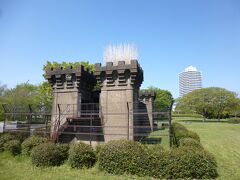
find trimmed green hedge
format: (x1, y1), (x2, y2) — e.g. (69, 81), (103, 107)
(0, 132), (29, 153)
(95, 143), (105, 158)
(144, 144), (168, 178)
(172, 113), (203, 118)
(144, 144), (217, 179)
(0, 127), (218, 179)
(4, 140), (21, 156)
(165, 147), (218, 179)
(0, 133), (15, 152)
(179, 137), (203, 150)
(32, 129), (48, 137)
(8, 131), (29, 143)
(68, 142), (96, 169)
(22, 136), (48, 156)
(31, 142), (64, 167)
(172, 122), (200, 146)
(56, 143), (69, 162)
(98, 140), (149, 176)
(98, 140), (218, 179)
(187, 130), (200, 142)
(228, 117), (240, 124)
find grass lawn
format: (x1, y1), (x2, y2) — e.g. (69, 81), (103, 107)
(173, 117), (240, 180)
(0, 152), (149, 180)
(1, 117), (239, 179)
(147, 128), (170, 149)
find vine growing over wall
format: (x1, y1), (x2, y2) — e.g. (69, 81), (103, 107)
(43, 61), (95, 72)
(43, 61), (100, 91)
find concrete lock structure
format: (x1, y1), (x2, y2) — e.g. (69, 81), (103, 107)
(45, 60), (156, 144)
(45, 65), (97, 141)
(138, 91), (156, 132)
(94, 60), (143, 142)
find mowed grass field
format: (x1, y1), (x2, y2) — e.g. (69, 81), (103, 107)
(0, 152), (148, 180)
(0, 117), (239, 179)
(173, 117), (240, 180)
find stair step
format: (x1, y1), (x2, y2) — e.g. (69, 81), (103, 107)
(54, 116), (104, 143)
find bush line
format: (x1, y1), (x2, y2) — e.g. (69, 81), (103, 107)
(0, 126), (218, 179)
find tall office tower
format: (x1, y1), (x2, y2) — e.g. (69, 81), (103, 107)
(179, 66), (202, 97)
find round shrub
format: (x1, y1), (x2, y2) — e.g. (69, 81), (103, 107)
(32, 129), (48, 137)
(172, 122), (189, 146)
(172, 122), (188, 133)
(31, 142), (63, 167)
(4, 140), (21, 156)
(228, 117), (240, 124)
(144, 144), (165, 153)
(95, 143), (105, 157)
(0, 133), (15, 152)
(98, 140), (149, 176)
(68, 142), (96, 169)
(165, 147), (218, 179)
(56, 143), (69, 162)
(8, 131), (29, 143)
(144, 144), (168, 178)
(179, 137), (203, 150)
(172, 122), (200, 146)
(21, 136), (48, 156)
(141, 143), (218, 179)
(187, 130), (200, 142)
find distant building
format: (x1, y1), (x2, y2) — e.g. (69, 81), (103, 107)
(179, 66), (202, 97)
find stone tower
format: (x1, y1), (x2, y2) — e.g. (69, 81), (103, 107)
(139, 91), (156, 132)
(45, 65), (96, 138)
(94, 60), (143, 142)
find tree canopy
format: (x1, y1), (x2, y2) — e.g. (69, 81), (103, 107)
(175, 87), (239, 119)
(0, 83), (7, 121)
(0, 82), (53, 121)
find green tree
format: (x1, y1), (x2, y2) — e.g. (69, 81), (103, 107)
(36, 82), (53, 111)
(1, 82), (53, 113)
(175, 87), (238, 120)
(3, 83), (39, 107)
(0, 83), (39, 121)
(141, 86), (174, 111)
(0, 83), (7, 96)
(0, 82), (53, 122)
(0, 83), (7, 121)
(226, 97), (240, 117)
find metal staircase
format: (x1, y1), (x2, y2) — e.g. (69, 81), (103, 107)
(51, 103), (104, 143)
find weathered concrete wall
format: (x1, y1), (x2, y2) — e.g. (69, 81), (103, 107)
(50, 89), (79, 130)
(139, 91), (156, 132)
(94, 60), (143, 142)
(100, 89), (133, 141)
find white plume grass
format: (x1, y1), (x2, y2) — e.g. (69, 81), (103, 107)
(104, 43), (138, 65)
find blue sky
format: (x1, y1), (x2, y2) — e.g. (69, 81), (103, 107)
(0, 0), (239, 98)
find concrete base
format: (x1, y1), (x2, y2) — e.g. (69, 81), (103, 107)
(100, 88), (137, 142)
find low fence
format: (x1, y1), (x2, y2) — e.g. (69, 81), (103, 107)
(1, 104), (51, 137)
(1, 103), (173, 147)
